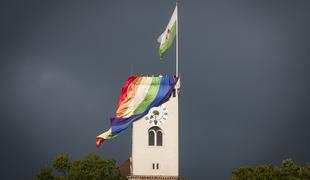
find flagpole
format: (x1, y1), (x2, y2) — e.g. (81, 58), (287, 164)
(176, 1), (179, 77)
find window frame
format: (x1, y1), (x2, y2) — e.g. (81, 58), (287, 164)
(148, 126), (163, 147)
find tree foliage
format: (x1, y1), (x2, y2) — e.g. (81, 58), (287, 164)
(35, 166), (54, 180)
(35, 153), (126, 180)
(231, 159), (310, 180)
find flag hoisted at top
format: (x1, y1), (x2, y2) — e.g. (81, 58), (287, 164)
(158, 5), (178, 59)
(96, 3), (180, 148)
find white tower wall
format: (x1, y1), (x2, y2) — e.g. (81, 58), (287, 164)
(131, 80), (180, 177)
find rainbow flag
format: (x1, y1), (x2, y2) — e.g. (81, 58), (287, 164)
(96, 75), (178, 147)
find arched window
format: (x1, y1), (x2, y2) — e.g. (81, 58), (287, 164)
(148, 130), (155, 146)
(148, 126), (163, 146)
(157, 131), (162, 146)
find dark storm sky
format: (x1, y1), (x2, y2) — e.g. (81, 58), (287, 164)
(1, 0), (310, 179)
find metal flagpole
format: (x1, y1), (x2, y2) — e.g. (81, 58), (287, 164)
(176, 1), (179, 77)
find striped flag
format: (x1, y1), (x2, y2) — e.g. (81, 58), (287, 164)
(96, 75), (178, 147)
(158, 5), (178, 59)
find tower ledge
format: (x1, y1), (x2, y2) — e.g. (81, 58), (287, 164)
(128, 175), (179, 180)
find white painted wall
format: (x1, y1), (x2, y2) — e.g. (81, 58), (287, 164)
(131, 80), (180, 176)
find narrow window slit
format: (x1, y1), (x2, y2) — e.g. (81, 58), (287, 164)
(172, 89), (176, 97)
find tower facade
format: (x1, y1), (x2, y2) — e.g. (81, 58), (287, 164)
(129, 80), (180, 180)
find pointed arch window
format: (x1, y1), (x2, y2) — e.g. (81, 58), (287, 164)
(148, 126), (163, 146)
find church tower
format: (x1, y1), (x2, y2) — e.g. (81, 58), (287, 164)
(128, 79), (180, 180)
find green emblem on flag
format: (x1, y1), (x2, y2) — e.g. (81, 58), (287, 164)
(158, 6), (177, 59)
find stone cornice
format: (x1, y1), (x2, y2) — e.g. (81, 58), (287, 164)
(127, 175), (179, 180)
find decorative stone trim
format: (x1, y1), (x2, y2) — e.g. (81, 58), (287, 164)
(127, 175), (179, 180)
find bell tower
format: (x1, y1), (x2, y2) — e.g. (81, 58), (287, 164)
(128, 79), (180, 180)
